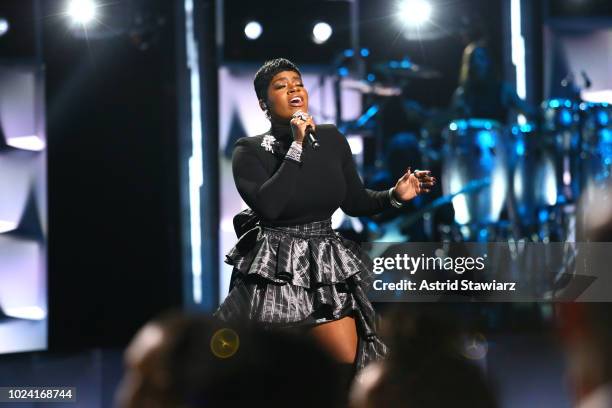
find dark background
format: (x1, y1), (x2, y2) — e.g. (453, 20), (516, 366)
(40, 0), (182, 348)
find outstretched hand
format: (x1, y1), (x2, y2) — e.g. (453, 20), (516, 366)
(393, 167), (436, 203)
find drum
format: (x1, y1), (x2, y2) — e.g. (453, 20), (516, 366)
(580, 102), (612, 188)
(541, 98), (580, 133)
(508, 122), (557, 226)
(540, 98), (582, 202)
(441, 118), (508, 226)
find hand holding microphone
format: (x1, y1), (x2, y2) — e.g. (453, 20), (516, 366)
(290, 110), (320, 149)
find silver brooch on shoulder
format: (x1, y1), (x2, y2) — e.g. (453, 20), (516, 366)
(261, 134), (277, 153)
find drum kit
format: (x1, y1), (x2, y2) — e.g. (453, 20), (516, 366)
(341, 62), (612, 242)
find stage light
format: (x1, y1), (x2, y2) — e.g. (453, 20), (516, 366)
(398, 0), (432, 26)
(244, 21), (262, 40)
(6, 135), (46, 151)
(184, 0), (203, 304)
(0, 17), (9, 37)
(511, 0), (526, 99)
(0, 220), (18, 234)
(4, 306), (47, 321)
(67, 0), (97, 25)
(312, 22), (332, 44)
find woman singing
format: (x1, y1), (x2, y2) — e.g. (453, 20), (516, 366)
(213, 58), (435, 375)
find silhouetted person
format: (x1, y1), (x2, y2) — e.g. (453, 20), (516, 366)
(451, 42), (534, 124)
(349, 308), (498, 408)
(557, 303), (612, 408)
(558, 186), (612, 408)
(115, 311), (345, 408)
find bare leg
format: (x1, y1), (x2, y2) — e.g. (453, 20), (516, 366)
(308, 316), (358, 363)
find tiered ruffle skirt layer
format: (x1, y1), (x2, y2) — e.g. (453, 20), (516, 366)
(213, 218), (389, 370)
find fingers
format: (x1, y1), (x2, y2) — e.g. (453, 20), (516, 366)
(290, 119), (311, 132)
(290, 113), (316, 144)
(407, 167), (437, 195)
(415, 182), (433, 194)
(414, 170), (432, 178)
(405, 168), (435, 181)
(420, 177), (436, 186)
(404, 168), (433, 178)
(401, 167), (412, 181)
(290, 112), (316, 142)
(419, 180), (435, 187)
(290, 116), (303, 128)
(292, 112), (316, 127)
(413, 170), (435, 183)
(303, 113), (316, 130)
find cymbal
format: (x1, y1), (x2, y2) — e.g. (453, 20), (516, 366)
(374, 60), (442, 79)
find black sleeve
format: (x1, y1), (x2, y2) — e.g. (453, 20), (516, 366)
(232, 138), (301, 220)
(337, 128), (392, 216)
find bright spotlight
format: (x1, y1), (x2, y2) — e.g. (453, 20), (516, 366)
(312, 22), (332, 44)
(244, 21), (262, 40)
(0, 18), (9, 37)
(398, 0), (432, 26)
(67, 0), (97, 25)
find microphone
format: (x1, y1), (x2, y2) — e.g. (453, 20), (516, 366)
(306, 125), (320, 149)
(292, 110), (320, 149)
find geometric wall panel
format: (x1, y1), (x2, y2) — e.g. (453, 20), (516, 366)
(0, 151), (36, 233)
(0, 236), (45, 314)
(0, 66), (46, 151)
(0, 63), (47, 354)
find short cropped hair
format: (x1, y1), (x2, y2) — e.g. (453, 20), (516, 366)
(253, 58), (301, 101)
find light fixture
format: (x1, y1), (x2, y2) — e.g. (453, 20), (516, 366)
(6, 135), (46, 152)
(0, 220), (18, 234)
(0, 17), (9, 37)
(67, 0), (97, 25)
(398, 0), (432, 26)
(4, 306), (47, 321)
(312, 21), (332, 44)
(244, 21), (262, 40)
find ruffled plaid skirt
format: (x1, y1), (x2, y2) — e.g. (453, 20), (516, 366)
(213, 217), (389, 371)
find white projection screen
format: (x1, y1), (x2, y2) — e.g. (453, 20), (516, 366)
(0, 63), (47, 354)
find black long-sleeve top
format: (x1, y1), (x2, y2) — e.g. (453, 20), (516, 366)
(232, 122), (392, 225)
